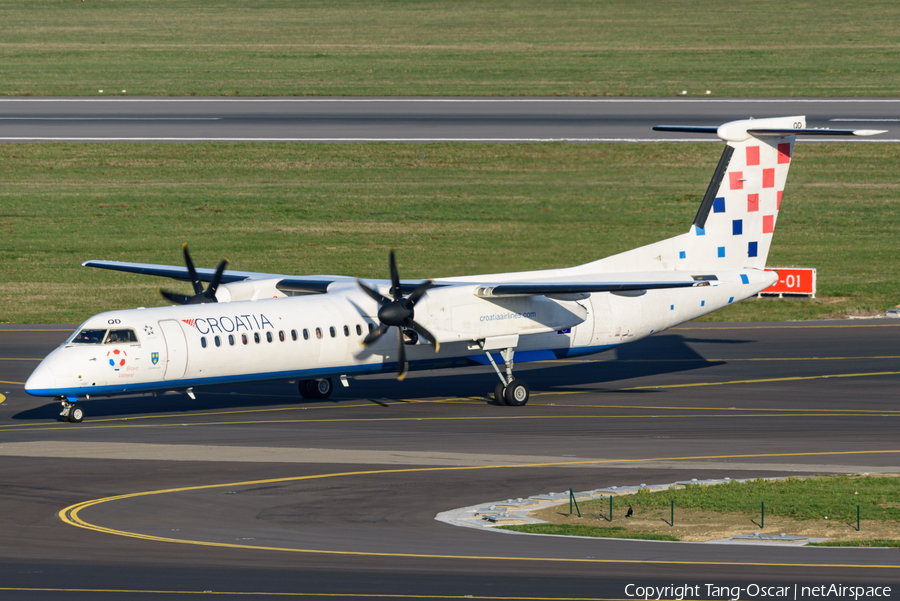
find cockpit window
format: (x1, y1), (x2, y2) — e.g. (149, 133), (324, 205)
(70, 329), (107, 345)
(104, 329), (139, 344)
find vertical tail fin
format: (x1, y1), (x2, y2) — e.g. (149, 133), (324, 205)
(686, 116), (799, 270)
(581, 117), (883, 274)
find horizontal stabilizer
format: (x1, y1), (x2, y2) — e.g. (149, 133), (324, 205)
(746, 127), (886, 137)
(654, 125), (885, 137)
(652, 125), (720, 134)
(654, 117), (885, 143)
(474, 280), (707, 298)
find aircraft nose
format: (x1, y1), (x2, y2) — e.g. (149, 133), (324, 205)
(24, 360), (57, 396)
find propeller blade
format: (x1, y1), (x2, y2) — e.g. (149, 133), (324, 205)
(205, 258), (229, 300)
(182, 243), (204, 296)
(406, 280), (434, 306)
(362, 322), (390, 347)
(388, 249), (401, 301)
(408, 320), (440, 352)
(396, 327), (408, 381)
(159, 288), (191, 305)
(356, 278), (391, 306)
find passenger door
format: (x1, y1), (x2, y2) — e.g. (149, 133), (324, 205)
(159, 320), (188, 380)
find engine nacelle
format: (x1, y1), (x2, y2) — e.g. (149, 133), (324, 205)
(419, 285), (587, 343)
(215, 278), (287, 302)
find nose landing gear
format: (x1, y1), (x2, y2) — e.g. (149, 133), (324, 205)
(59, 398), (84, 423)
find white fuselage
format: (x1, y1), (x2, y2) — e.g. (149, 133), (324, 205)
(25, 269), (773, 399)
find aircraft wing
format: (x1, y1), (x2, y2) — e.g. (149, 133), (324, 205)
(82, 259), (427, 295)
(82, 260), (284, 284)
(471, 279), (708, 298)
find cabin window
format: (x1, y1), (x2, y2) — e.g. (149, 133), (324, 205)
(368, 323), (374, 334)
(279, 330), (285, 342)
(241, 334), (248, 345)
(266, 331), (273, 343)
(214, 335), (221, 347)
(329, 326), (336, 338)
(104, 329), (139, 344)
(291, 329), (297, 341)
(71, 329), (107, 345)
(343, 325), (350, 337)
(303, 328), (310, 340)
(315, 328), (322, 340)
(254, 332), (260, 344)
(356, 324), (362, 336)
(228, 334), (235, 346)
(201, 337), (207, 348)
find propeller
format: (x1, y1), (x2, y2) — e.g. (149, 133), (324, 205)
(159, 243), (229, 305)
(356, 250), (439, 380)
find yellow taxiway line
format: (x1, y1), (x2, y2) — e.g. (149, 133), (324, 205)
(6, 411), (900, 433)
(0, 589), (631, 600)
(60, 450), (900, 570)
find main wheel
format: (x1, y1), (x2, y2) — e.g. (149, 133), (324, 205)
(504, 379), (529, 406)
(494, 381), (508, 405)
(298, 380), (314, 399)
(68, 405), (85, 423)
(312, 378), (334, 399)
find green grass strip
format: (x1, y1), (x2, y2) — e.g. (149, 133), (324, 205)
(1, 0), (900, 97)
(2, 142), (899, 323)
(499, 524), (679, 541)
(809, 540), (900, 548)
(582, 475), (900, 522)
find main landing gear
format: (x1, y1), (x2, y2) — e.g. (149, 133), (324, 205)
(298, 378), (334, 400)
(59, 398), (84, 423)
(484, 347), (530, 406)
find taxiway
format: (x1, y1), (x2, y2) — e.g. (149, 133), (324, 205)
(1, 321), (899, 599)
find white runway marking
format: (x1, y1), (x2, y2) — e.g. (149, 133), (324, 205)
(0, 117), (221, 121)
(1, 137), (897, 143)
(0, 136), (719, 142)
(1, 97), (900, 103)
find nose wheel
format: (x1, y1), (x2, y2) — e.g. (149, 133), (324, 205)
(485, 346), (529, 406)
(59, 399), (84, 423)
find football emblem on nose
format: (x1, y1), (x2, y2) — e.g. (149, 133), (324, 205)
(107, 348), (127, 371)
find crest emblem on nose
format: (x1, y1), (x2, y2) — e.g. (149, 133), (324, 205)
(151, 352), (159, 365)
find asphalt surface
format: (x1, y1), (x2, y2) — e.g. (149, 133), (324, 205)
(0, 97), (898, 142)
(2, 320), (899, 600)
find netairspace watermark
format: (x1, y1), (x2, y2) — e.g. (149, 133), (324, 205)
(624, 583), (892, 601)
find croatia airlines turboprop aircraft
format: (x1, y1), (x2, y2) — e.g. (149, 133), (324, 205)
(25, 116), (884, 422)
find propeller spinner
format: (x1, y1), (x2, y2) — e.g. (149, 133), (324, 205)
(159, 243), (229, 305)
(356, 250), (439, 380)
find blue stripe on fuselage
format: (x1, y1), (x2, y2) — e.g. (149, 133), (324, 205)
(27, 344), (620, 399)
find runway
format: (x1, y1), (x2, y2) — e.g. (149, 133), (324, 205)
(2, 321), (899, 599)
(0, 97), (898, 142)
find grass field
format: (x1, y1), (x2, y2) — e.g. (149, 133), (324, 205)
(505, 476), (900, 545)
(594, 475), (900, 522)
(1, 142), (898, 324)
(2, 0), (900, 97)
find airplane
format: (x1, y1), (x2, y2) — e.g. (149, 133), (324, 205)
(24, 115), (884, 423)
